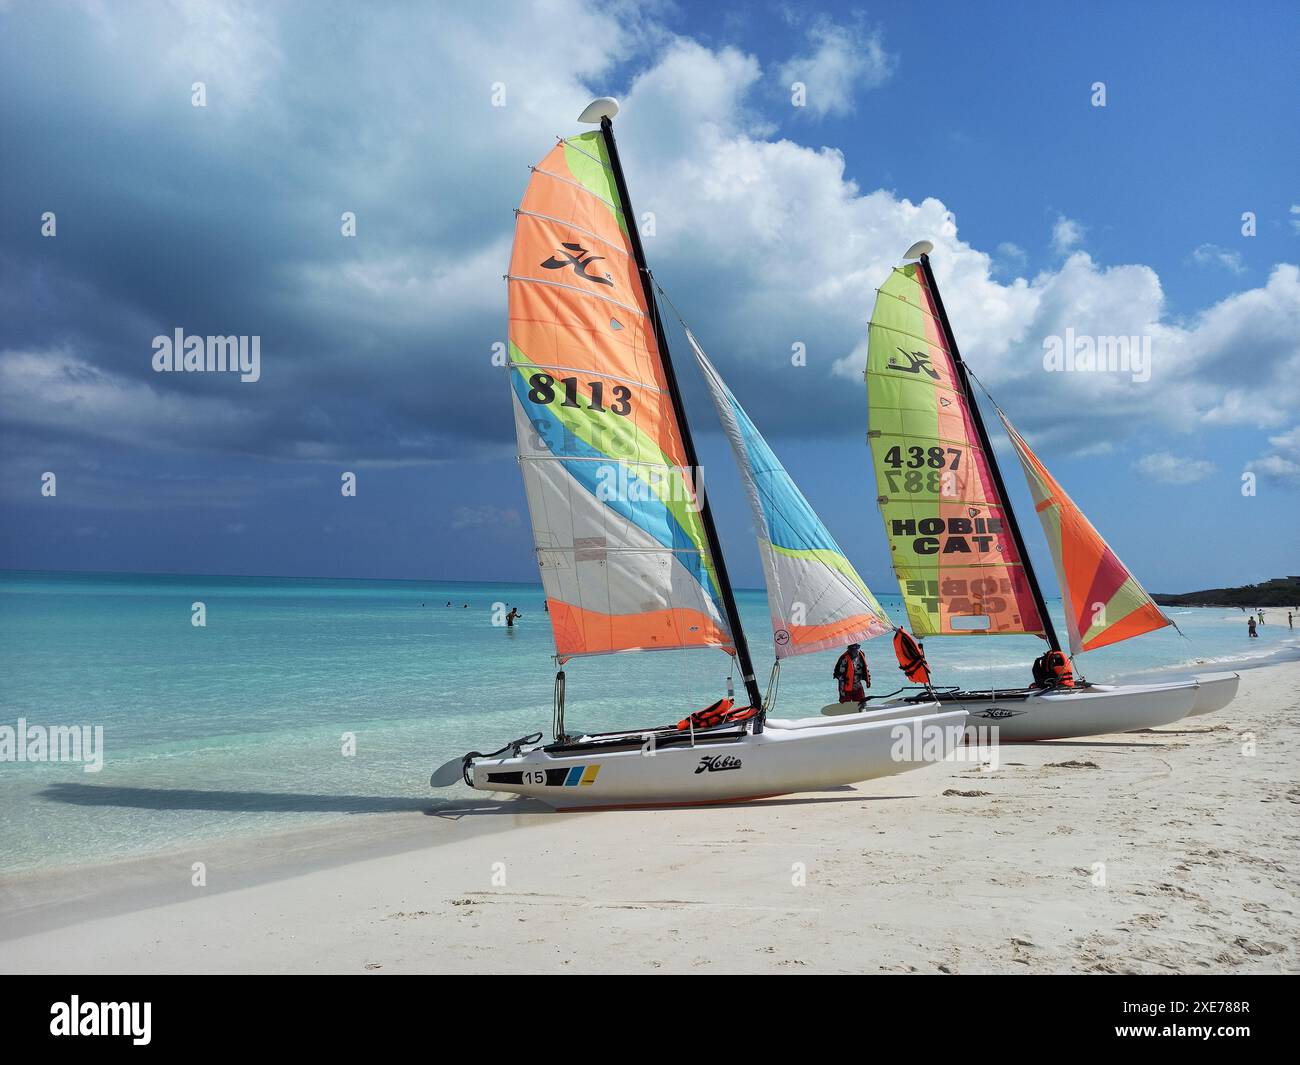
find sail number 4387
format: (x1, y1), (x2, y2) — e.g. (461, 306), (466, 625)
(883, 445), (962, 469)
(881, 445), (963, 495)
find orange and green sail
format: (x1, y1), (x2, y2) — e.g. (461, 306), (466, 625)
(866, 264), (1045, 638)
(508, 131), (732, 662)
(999, 413), (1170, 654)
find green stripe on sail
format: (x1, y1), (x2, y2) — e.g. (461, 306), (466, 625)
(1079, 577), (1153, 647)
(509, 342), (720, 599)
(867, 267), (943, 635)
(562, 132), (629, 239)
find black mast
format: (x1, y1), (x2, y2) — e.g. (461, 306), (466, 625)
(600, 114), (766, 724)
(917, 252), (1062, 653)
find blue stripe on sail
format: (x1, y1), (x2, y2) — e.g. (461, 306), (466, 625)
(511, 369), (718, 602)
(726, 393), (841, 555)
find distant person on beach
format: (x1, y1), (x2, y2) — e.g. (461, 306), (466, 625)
(505, 607), (521, 628)
(1247, 617), (1258, 638)
(1288, 611), (1293, 629)
(833, 643), (870, 706)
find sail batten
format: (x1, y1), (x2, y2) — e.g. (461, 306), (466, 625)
(690, 332), (891, 658)
(508, 131), (733, 663)
(866, 262), (1046, 638)
(998, 413), (1171, 654)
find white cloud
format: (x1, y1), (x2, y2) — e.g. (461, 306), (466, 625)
(1051, 215), (1085, 255)
(620, 43), (1300, 452)
(0, 348), (257, 449)
(1190, 243), (1246, 274)
(1249, 425), (1300, 486)
(995, 241), (1027, 273)
(1134, 451), (1215, 484)
(1290, 205), (1300, 234)
(776, 18), (895, 119)
(3, 2), (1299, 487)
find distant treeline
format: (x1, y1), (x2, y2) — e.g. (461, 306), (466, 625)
(1152, 576), (1300, 608)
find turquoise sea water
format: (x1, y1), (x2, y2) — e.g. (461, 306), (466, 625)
(1, 570), (1297, 874)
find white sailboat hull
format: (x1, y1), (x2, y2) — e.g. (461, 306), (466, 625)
(470, 707), (968, 809)
(1185, 671), (1240, 716)
(831, 679), (1201, 741)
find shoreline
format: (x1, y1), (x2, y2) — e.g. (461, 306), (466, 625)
(1, 659), (1295, 974)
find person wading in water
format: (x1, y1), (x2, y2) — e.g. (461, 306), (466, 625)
(833, 643), (871, 707)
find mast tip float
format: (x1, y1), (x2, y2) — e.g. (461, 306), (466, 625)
(577, 97), (620, 123)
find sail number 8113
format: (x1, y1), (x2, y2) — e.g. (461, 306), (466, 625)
(528, 373), (632, 416)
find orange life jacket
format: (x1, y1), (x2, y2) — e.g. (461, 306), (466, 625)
(893, 628), (931, 685)
(676, 702), (748, 733)
(1032, 650), (1074, 688)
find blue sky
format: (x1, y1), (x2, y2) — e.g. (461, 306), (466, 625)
(1, 0), (1296, 595)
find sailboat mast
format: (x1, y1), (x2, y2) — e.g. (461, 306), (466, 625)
(599, 115), (766, 721)
(917, 253), (1062, 653)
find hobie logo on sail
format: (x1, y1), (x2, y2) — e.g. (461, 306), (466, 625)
(887, 347), (941, 380)
(541, 243), (613, 286)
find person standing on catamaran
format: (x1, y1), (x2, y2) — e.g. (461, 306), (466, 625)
(834, 643), (871, 705)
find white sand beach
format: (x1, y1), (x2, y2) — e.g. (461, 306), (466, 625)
(1, 659), (1296, 975)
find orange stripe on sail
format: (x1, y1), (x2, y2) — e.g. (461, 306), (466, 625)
(547, 599), (733, 661)
(780, 616), (891, 653)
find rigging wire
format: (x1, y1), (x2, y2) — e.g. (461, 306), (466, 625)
(763, 660), (781, 715)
